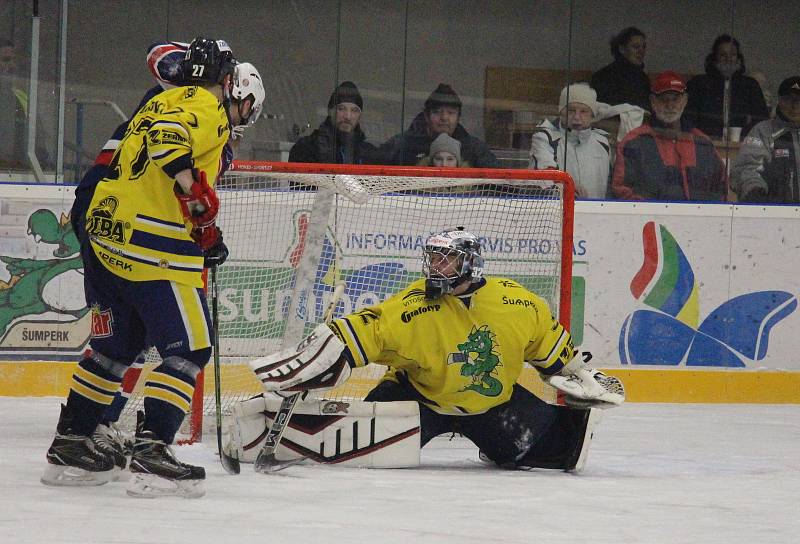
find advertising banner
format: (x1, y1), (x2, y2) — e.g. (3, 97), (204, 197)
(1, 184), (798, 373)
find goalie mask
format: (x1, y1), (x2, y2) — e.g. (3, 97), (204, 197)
(230, 62), (265, 137)
(422, 227), (484, 299)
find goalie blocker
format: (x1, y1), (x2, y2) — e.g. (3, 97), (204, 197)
(228, 395), (421, 468)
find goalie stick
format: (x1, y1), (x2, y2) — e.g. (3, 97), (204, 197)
(211, 266), (241, 474)
(254, 280), (347, 474)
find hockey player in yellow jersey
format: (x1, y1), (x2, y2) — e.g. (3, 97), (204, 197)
(42, 37), (265, 497)
(255, 227), (625, 472)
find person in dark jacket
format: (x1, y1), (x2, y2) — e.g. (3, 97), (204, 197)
(289, 81), (375, 164)
(685, 34), (769, 139)
(612, 71), (727, 202)
(375, 83), (498, 167)
(732, 76), (800, 203)
(590, 27), (651, 111)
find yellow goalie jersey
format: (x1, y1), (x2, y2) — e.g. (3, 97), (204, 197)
(331, 277), (575, 415)
(86, 85), (230, 288)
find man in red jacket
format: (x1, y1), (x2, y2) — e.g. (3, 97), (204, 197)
(612, 71), (728, 202)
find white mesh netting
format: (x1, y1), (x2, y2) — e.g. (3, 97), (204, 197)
(119, 167), (571, 439)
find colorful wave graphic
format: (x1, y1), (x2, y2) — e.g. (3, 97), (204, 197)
(620, 222), (796, 367)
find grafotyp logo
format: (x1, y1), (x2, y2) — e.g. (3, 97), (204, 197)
(619, 222), (796, 366)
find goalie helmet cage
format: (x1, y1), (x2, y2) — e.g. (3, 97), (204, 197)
(119, 162), (574, 443)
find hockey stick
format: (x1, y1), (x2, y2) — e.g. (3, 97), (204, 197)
(211, 266), (241, 474)
(254, 280), (346, 474)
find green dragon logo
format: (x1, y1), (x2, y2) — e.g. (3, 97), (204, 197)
(448, 325), (503, 397)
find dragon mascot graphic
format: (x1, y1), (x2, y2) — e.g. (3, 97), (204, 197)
(450, 325), (503, 397)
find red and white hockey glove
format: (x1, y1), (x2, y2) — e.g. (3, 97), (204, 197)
(191, 224), (221, 252)
(175, 169), (219, 229)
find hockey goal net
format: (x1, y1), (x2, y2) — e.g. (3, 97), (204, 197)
(119, 162), (574, 441)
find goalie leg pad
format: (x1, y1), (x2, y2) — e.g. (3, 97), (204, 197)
(249, 323), (351, 393)
(228, 395), (421, 468)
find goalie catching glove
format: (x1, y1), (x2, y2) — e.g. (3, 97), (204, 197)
(543, 351), (625, 408)
(249, 323), (352, 394)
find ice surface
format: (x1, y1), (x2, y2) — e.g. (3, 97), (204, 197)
(1, 398), (798, 544)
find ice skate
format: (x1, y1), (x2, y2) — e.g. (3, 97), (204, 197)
(127, 412), (205, 498)
(41, 404), (115, 487)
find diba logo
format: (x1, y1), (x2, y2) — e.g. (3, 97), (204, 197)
(619, 222), (797, 366)
(400, 304), (441, 323)
(86, 197), (126, 244)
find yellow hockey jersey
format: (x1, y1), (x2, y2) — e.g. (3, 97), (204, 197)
(86, 86), (230, 287)
(331, 277), (575, 415)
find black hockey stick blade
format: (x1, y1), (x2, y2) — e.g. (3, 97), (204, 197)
(220, 441), (241, 474)
(254, 451), (306, 474)
(253, 392), (308, 474)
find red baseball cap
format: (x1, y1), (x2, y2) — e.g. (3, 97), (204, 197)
(651, 71), (687, 95)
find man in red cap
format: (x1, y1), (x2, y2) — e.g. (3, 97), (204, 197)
(611, 71), (728, 201)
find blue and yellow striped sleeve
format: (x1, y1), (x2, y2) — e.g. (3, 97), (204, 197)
(329, 307), (384, 368)
(524, 303), (575, 376)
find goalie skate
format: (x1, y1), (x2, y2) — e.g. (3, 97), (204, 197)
(127, 412), (205, 499)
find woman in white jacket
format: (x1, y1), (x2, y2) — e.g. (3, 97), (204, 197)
(529, 83), (611, 199)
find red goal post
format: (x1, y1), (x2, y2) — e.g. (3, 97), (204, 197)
(122, 162), (575, 443)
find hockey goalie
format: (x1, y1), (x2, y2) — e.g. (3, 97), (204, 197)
(235, 228), (624, 472)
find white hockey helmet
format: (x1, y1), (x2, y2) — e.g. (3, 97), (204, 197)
(422, 227), (484, 299)
(230, 62), (265, 132)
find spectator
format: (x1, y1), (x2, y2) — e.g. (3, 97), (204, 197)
(418, 133), (469, 167)
(289, 81), (375, 164)
(529, 83), (611, 198)
(685, 34), (769, 139)
(612, 71), (727, 202)
(376, 83), (498, 167)
(731, 76), (800, 204)
(591, 27), (651, 111)
(0, 40), (26, 169)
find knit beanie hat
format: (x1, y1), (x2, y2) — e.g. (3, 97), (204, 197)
(429, 133), (461, 161)
(558, 83), (598, 115)
(328, 81), (363, 110)
(424, 83), (462, 111)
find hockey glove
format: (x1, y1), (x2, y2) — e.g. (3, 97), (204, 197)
(202, 228), (229, 267)
(175, 169), (220, 228)
(190, 224), (221, 252)
(544, 351), (625, 408)
(250, 323), (352, 394)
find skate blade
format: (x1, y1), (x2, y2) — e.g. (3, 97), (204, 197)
(41, 463), (114, 486)
(126, 473), (205, 499)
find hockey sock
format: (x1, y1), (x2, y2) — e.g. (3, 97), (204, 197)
(66, 357), (123, 436)
(142, 357), (201, 444)
(101, 352), (146, 423)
